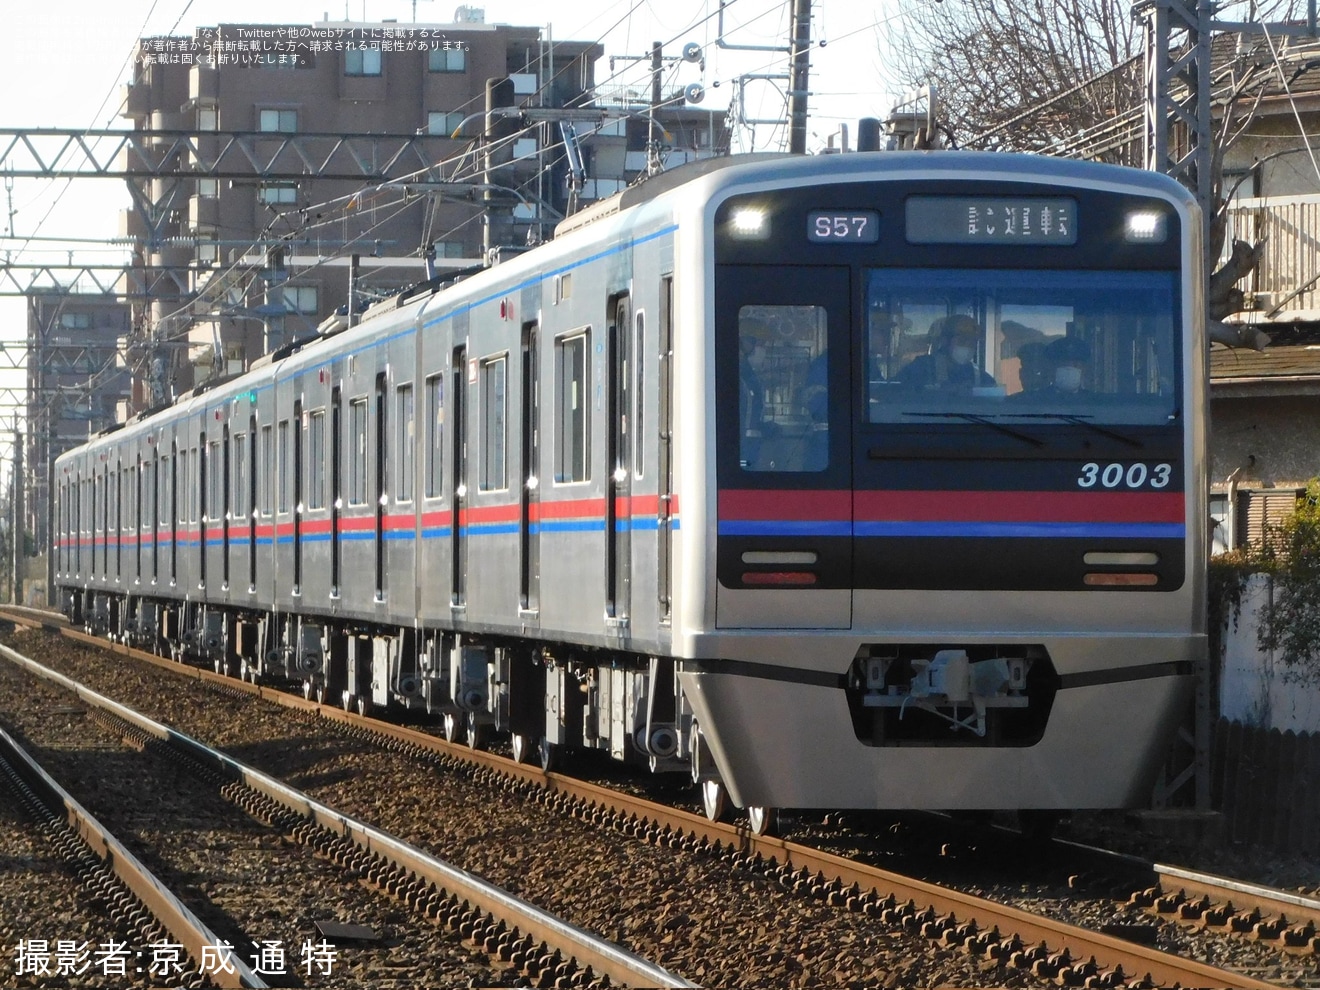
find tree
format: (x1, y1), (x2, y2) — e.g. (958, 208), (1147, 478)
(887, 0), (1144, 158)
(887, 0), (1309, 349)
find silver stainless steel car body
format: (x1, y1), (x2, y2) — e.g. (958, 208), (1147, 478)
(54, 151), (1204, 815)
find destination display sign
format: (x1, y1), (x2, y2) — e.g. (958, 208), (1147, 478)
(905, 196), (1078, 245)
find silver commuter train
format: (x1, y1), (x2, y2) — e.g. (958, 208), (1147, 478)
(53, 151), (1204, 828)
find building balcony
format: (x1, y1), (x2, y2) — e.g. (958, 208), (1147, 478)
(121, 83), (150, 121)
(1224, 193), (1320, 323)
(189, 64), (219, 104)
(188, 193), (220, 231)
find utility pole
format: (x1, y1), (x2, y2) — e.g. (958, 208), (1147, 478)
(483, 77), (518, 263)
(716, 0), (805, 151)
(613, 42), (683, 175)
(787, 0), (812, 154)
(263, 246), (287, 354)
(650, 41), (664, 174)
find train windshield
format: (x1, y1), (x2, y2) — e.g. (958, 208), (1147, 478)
(865, 268), (1179, 426)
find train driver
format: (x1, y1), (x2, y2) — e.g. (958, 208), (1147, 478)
(896, 314), (995, 389)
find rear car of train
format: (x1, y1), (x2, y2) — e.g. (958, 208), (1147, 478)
(679, 153), (1203, 811)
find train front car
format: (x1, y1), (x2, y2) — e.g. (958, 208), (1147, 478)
(682, 152), (1203, 815)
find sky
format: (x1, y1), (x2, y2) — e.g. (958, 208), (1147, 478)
(0, 0), (917, 458)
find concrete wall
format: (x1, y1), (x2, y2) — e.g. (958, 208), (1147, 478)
(1210, 394), (1320, 489)
(1220, 573), (1320, 733)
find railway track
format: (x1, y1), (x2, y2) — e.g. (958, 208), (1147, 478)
(0, 634), (691, 989)
(0, 606), (1305, 989)
(1136, 864), (1320, 952)
(0, 720), (260, 988)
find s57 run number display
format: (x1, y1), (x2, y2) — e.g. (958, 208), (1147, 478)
(807, 211), (880, 243)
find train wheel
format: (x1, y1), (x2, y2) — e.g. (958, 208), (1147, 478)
(301, 680), (315, 701)
(442, 712), (464, 745)
(240, 658), (257, 684)
(746, 806), (777, 837)
(356, 695), (372, 718)
(701, 780), (728, 823)
(341, 692), (354, 713)
(465, 712), (488, 751)
(510, 733), (534, 764)
(537, 737), (558, 773)
(315, 682), (330, 705)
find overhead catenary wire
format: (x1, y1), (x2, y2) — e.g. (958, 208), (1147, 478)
(1259, 20), (1320, 186)
(34, 0), (896, 421)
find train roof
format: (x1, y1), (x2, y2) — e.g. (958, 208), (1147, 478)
(554, 150), (1196, 237)
(56, 150), (1194, 467)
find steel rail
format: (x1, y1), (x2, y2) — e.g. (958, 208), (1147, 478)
(0, 637), (696, 990)
(1156, 863), (1320, 931)
(4, 608), (1288, 989)
(0, 722), (267, 989)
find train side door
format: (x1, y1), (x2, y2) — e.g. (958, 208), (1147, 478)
(713, 265), (853, 629)
(519, 323), (540, 613)
(606, 294), (631, 623)
(331, 386), (342, 598)
(248, 414), (258, 592)
(221, 426), (231, 590)
(657, 276), (674, 623)
(293, 399), (304, 596)
(450, 347), (468, 607)
(373, 374), (386, 601)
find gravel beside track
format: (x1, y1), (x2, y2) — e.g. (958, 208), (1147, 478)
(0, 653), (526, 989)
(780, 814), (1317, 987)
(6, 624), (1318, 988)
(0, 774), (131, 989)
(0, 627), (1051, 989)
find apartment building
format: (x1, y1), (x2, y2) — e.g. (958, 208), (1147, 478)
(119, 11), (601, 397)
(24, 290), (134, 557)
(23, 14), (727, 585)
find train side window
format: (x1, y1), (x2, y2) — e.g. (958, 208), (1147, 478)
(145, 458), (155, 532)
(738, 305), (829, 472)
(555, 330), (590, 483)
(178, 450), (189, 523)
(396, 384), (415, 502)
(277, 420), (290, 514)
(634, 310), (645, 478)
(480, 355), (507, 491)
(233, 433), (248, 517)
(259, 425), (273, 516)
(192, 446), (202, 523)
(349, 397), (368, 505)
(159, 454), (170, 526)
(424, 373), (443, 498)
(208, 440), (222, 519)
(308, 410), (326, 510)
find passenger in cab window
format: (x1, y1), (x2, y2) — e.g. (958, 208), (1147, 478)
(1043, 335), (1091, 394)
(897, 314), (995, 389)
(1011, 340), (1051, 397)
(739, 321), (776, 466)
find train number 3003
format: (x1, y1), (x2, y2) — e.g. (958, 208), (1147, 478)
(1077, 462), (1173, 489)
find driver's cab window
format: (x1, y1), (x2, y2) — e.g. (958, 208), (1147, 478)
(865, 268), (1177, 426)
(738, 304), (828, 472)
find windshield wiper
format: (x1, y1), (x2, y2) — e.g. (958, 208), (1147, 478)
(1001, 413), (1143, 448)
(901, 411), (1044, 447)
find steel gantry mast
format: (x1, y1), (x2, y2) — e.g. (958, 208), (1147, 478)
(1136, 0), (1319, 813)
